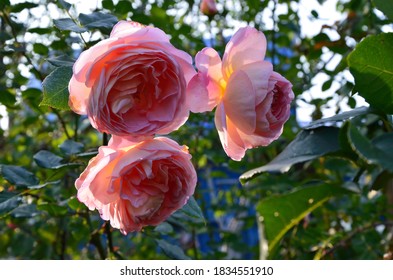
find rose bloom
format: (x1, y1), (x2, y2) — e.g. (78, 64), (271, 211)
(69, 21), (196, 138)
(200, 0), (218, 16)
(75, 136), (197, 234)
(188, 27), (294, 161)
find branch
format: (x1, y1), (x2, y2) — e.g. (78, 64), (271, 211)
(320, 221), (393, 259)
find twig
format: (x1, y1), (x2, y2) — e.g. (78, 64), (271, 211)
(105, 221), (115, 257)
(320, 221), (393, 259)
(53, 109), (71, 139)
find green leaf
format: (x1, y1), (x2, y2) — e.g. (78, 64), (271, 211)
(348, 33), (393, 114)
(37, 203), (68, 216)
(59, 139), (84, 155)
(114, 0), (132, 15)
(338, 121), (358, 161)
(374, 0), (393, 21)
(257, 184), (352, 253)
(0, 89), (16, 108)
(11, 204), (39, 218)
(0, 165), (39, 187)
(177, 196), (205, 224)
(78, 12), (118, 33)
(33, 150), (64, 169)
(10, 2), (38, 13)
(47, 55), (75, 67)
(348, 124), (393, 171)
(33, 150), (80, 169)
(154, 222), (174, 234)
(58, 0), (71, 10)
(53, 18), (87, 33)
(240, 126), (340, 183)
(33, 43), (49, 55)
(41, 66), (73, 110)
(67, 197), (84, 211)
(27, 27), (52, 35)
(0, 192), (19, 216)
(306, 106), (372, 129)
(102, 0), (114, 10)
(156, 239), (191, 260)
(372, 170), (393, 190)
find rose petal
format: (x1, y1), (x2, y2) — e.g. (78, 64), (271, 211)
(222, 27), (267, 79)
(222, 69), (256, 134)
(188, 48), (223, 112)
(214, 103), (246, 161)
(110, 21), (145, 38)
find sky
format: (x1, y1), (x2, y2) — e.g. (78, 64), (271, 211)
(1, 0), (377, 130)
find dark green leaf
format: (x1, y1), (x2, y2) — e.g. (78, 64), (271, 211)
(154, 222), (174, 234)
(156, 239), (191, 260)
(338, 121), (358, 161)
(240, 126), (340, 183)
(67, 197), (84, 211)
(374, 0), (393, 21)
(348, 124), (393, 171)
(59, 140), (84, 155)
(372, 170), (393, 190)
(115, 0), (132, 15)
(78, 12), (118, 32)
(11, 204), (39, 218)
(41, 66), (73, 110)
(10, 2), (38, 13)
(322, 79), (332, 91)
(33, 43), (49, 55)
(306, 106), (371, 129)
(257, 184), (352, 252)
(348, 33), (393, 114)
(177, 196), (205, 224)
(37, 203), (68, 216)
(47, 55), (75, 67)
(33, 150), (64, 169)
(27, 27), (52, 35)
(0, 165), (39, 187)
(54, 18), (87, 33)
(58, 0), (71, 10)
(0, 90), (16, 108)
(0, 192), (19, 216)
(102, 0), (114, 10)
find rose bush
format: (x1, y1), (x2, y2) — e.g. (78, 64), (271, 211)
(188, 27), (294, 161)
(75, 136), (197, 234)
(69, 21), (196, 138)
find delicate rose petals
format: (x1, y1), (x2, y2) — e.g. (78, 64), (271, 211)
(222, 27), (267, 79)
(75, 137), (197, 234)
(222, 70), (256, 134)
(188, 48), (223, 113)
(192, 26), (294, 161)
(68, 20), (195, 139)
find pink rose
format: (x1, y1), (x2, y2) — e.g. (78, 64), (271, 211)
(69, 21), (196, 138)
(75, 136), (197, 234)
(188, 27), (294, 161)
(200, 0), (218, 16)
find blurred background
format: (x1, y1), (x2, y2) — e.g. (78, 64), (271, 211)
(0, 0), (393, 260)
